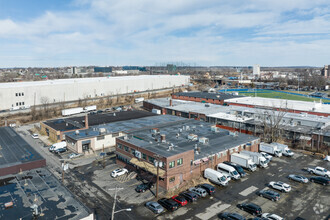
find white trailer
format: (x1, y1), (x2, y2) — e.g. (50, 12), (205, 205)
(231, 153), (257, 172)
(204, 168), (229, 186)
(271, 143), (294, 157)
(49, 142), (67, 152)
(62, 107), (84, 116)
(83, 105), (97, 112)
(240, 151), (269, 168)
(152, 109), (161, 114)
(134, 97), (145, 103)
(260, 142), (282, 157)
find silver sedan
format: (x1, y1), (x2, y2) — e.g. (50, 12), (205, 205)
(288, 174), (309, 183)
(145, 201), (164, 214)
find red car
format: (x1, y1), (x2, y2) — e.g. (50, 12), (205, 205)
(171, 195), (188, 206)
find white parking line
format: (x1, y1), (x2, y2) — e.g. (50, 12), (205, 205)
(196, 201), (230, 220)
(239, 186), (258, 196)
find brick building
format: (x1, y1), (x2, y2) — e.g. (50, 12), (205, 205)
(172, 91), (240, 105)
(115, 119), (259, 191)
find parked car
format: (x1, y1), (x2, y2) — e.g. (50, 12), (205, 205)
(269, 181), (291, 192)
(198, 183), (215, 195)
(111, 168), (128, 178)
(223, 161), (247, 177)
(179, 191), (198, 202)
(288, 174), (309, 183)
(188, 187), (207, 198)
(218, 212), (246, 220)
(171, 195), (188, 206)
(145, 201), (164, 214)
(307, 166), (330, 178)
(31, 133), (39, 139)
(261, 213), (284, 220)
(310, 176), (330, 185)
(68, 153), (81, 159)
(135, 182), (154, 193)
(54, 148), (67, 154)
(248, 218), (268, 220)
(237, 203), (262, 216)
(97, 110), (103, 114)
(257, 190), (280, 201)
(158, 198), (178, 211)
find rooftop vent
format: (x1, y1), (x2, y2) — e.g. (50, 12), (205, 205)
(161, 134), (166, 143)
(75, 130), (79, 135)
(99, 128), (106, 134)
(199, 137), (209, 145)
(188, 134), (198, 141)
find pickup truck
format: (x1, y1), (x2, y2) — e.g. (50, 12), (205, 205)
(307, 166), (330, 178)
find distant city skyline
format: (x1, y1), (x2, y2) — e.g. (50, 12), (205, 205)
(0, 0), (330, 67)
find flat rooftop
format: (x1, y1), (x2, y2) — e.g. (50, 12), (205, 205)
(65, 115), (185, 140)
(0, 75), (189, 88)
(43, 110), (155, 132)
(225, 97), (330, 115)
(0, 127), (44, 171)
(0, 168), (90, 219)
(120, 119), (259, 160)
(174, 91), (241, 100)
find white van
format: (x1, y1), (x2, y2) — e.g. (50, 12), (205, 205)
(217, 163), (241, 180)
(49, 141), (67, 152)
(204, 168), (229, 186)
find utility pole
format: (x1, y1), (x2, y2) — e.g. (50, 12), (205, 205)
(109, 186), (124, 220)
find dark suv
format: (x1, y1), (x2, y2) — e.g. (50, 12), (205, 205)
(237, 203), (262, 216)
(135, 182), (154, 193)
(158, 198), (179, 211)
(179, 191), (198, 202)
(224, 161), (246, 177)
(310, 176), (330, 185)
(198, 183), (215, 195)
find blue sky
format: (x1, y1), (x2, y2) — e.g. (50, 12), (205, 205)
(0, 0), (330, 67)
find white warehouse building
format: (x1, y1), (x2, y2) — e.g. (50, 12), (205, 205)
(0, 75), (190, 111)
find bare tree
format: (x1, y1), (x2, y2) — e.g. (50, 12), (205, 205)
(40, 96), (50, 117)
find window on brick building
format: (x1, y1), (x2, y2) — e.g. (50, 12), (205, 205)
(124, 146), (129, 152)
(148, 156), (155, 163)
(169, 177), (175, 182)
(169, 161), (175, 168)
(177, 158), (183, 166)
(142, 153), (147, 160)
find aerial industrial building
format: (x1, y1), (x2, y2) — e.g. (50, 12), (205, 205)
(65, 115), (183, 154)
(116, 118), (259, 190)
(225, 96), (330, 117)
(41, 110), (155, 142)
(143, 98), (330, 150)
(0, 127), (46, 176)
(171, 91), (240, 105)
(0, 75), (189, 111)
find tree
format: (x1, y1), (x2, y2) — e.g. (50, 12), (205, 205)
(40, 97), (50, 117)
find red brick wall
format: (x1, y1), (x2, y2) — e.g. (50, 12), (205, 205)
(0, 159), (46, 177)
(172, 95), (225, 105)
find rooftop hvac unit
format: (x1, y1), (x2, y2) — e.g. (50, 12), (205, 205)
(188, 134), (198, 141)
(75, 130), (79, 135)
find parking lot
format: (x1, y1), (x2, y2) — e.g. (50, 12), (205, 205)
(129, 152), (329, 220)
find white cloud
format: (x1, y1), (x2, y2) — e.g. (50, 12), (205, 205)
(0, 0), (330, 67)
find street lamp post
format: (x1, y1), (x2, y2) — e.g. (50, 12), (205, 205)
(109, 186), (126, 220)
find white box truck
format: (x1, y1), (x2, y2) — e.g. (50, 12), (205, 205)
(204, 168), (229, 186)
(49, 142), (67, 152)
(134, 97), (144, 103)
(259, 142), (282, 157)
(83, 105), (97, 112)
(240, 151), (269, 168)
(62, 107), (84, 116)
(231, 153), (257, 172)
(217, 163), (241, 180)
(271, 143), (294, 157)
